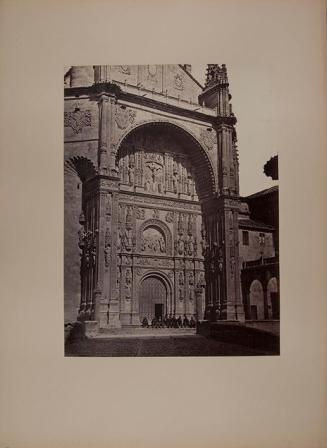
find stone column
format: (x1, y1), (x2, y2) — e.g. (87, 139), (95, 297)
(203, 197), (244, 322)
(92, 87), (122, 329)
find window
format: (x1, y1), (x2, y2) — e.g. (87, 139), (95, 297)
(242, 230), (249, 246)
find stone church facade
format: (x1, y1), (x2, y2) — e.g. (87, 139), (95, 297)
(64, 64), (245, 332)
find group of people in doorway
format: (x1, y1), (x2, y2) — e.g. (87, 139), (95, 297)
(141, 314), (196, 329)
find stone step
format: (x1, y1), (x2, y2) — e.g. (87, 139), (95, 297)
(94, 327), (196, 339)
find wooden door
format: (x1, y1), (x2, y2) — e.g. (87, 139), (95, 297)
(139, 277), (167, 321)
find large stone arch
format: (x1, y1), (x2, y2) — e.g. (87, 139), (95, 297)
(115, 119), (216, 201)
(137, 219), (173, 256)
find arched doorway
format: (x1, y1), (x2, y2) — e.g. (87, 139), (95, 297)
(267, 277), (279, 319)
(249, 280), (264, 320)
(139, 276), (168, 321)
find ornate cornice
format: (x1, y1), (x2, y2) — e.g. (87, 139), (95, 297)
(64, 84), (237, 125)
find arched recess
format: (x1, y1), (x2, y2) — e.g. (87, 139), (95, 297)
(267, 277), (279, 320)
(64, 156), (98, 323)
(249, 279), (264, 320)
(115, 120), (216, 201)
(64, 156), (97, 182)
(138, 271), (173, 320)
(137, 219), (173, 256)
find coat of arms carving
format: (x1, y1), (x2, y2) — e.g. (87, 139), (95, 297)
(119, 65), (131, 75)
(64, 109), (92, 134)
(200, 128), (216, 150)
(174, 73), (184, 90)
(115, 106), (136, 130)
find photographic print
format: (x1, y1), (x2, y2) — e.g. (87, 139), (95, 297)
(64, 64), (279, 357)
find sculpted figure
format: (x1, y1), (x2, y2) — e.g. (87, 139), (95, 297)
(177, 237), (184, 255)
(128, 166), (134, 185)
(187, 235), (194, 256)
(172, 173), (178, 193)
(159, 237), (166, 253)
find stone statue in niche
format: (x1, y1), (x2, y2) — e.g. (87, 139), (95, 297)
(159, 237), (166, 252)
(172, 173), (179, 193)
(117, 229), (122, 252)
(125, 269), (132, 300)
(122, 229), (133, 252)
(197, 272), (206, 289)
(105, 195), (112, 216)
(175, 235), (185, 256)
(187, 235), (195, 256)
(125, 206), (133, 230)
(188, 272), (194, 301)
(128, 165), (135, 185)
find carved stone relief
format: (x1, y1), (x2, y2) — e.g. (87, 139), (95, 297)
(115, 106), (136, 130)
(135, 208), (145, 220)
(200, 128), (216, 151)
(104, 227), (111, 267)
(118, 135), (198, 200)
(174, 73), (184, 91)
(64, 109), (92, 134)
(141, 227), (166, 254)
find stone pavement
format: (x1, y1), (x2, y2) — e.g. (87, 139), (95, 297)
(65, 333), (278, 357)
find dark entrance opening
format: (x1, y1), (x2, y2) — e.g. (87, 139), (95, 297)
(155, 304), (164, 320)
(250, 305), (258, 320)
(271, 292), (280, 319)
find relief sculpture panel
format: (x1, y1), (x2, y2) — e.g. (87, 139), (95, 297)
(141, 227), (166, 254)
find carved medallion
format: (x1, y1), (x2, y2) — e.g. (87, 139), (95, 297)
(174, 73), (184, 90)
(64, 109), (92, 134)
(115, 106), (136, 130)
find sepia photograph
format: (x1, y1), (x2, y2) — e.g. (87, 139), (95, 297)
(64, 64), (279, 356)
(2, 1), (326, 447)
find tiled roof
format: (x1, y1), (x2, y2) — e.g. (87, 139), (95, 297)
(238, 218), (275, 231)
(245, 185), (278, 200)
